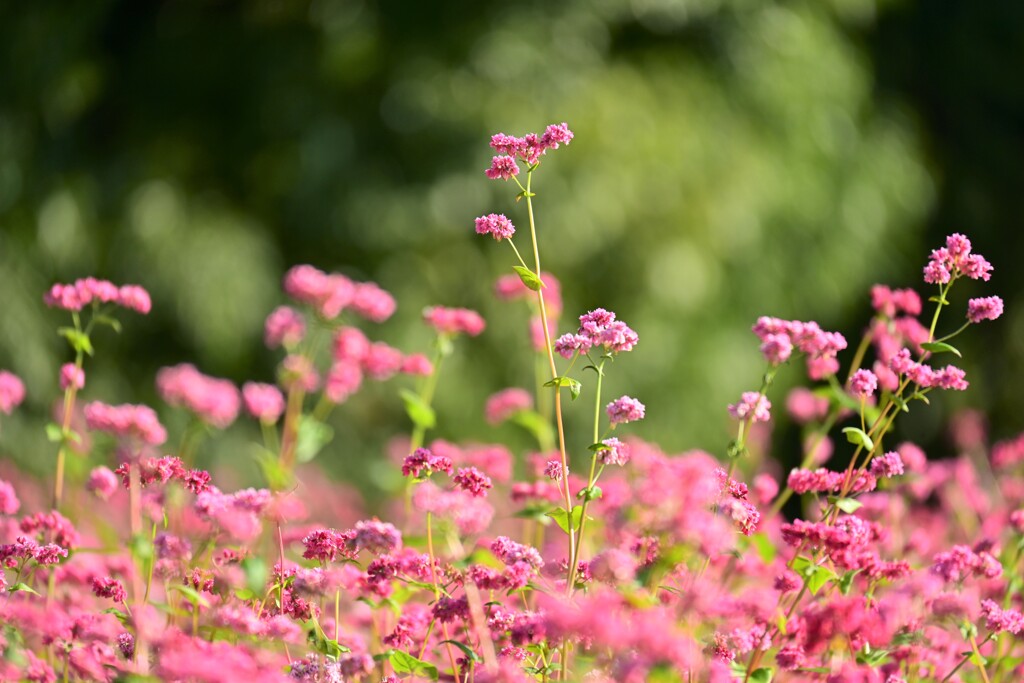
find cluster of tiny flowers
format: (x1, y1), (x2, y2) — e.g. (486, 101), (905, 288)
(869, 451), (905, 478)
(452, 467), (493, 497)
(787, 468), (876, 495)
(401, 447), (453, 478)
(752, 316), (848, 378)
(889, 348), (969, 391)
(157, 363), (241, 429)
(728, 391), (771, 423)
(84, 401), (168, 445)
(980, 600), (1024, 634)
(598, 437), (630, 466)
(264, 305), (306, 349)
(59, 363), (85, 391)
(967, 295), (1004, 323)
(241, 382), (286, 423)
(326, 326), (428, 402)
(0, 370), (25, 414)
(931, 545), (1003, 583)
(283, 264), (396, 322)
(848, 368), (878, 399)
(486, 122), (574, 179)
(606, 395), (645, 426)
(485, 388), (532, 425)
(43, 277), (152, 314)
(923, 233), (993, 284)
(474, 213), (516, 241)
(871, 285), (923, 318)
(554, 308), (638, 358)
(543, 460), (566, 480)
(422, 306), (486, 337)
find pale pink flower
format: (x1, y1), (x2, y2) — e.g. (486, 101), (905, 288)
(485, 388), (533, 425)
(242, 382), (286, 423)
(0, 370), (26, 414)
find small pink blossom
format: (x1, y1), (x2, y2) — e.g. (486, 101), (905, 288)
(848, 369), (878, 399)
(351, 282), (396, 323)
(324, 361), (363, 403)
(599, 437), (630, 466)
(485, 388), (533, 425)
(59, 363), (85, 391)
(400, 353), (434, 376)
(870, 451), (905, 478)
(759, 333), (793, 365)
(728, 392), (771, 423)
(264, 306), (306, 349)
(84, 401), (167, 445)
(475, 213), (516, 241)
(485, 155), (520, 180)
(967, 296), (1004, 323)
(0, 370), (26, 414)
(0, 478), (20, 515)
(157, 363), (241, 429)
(453, 467), (493, 498)
(86, 467), (118, 500)
(423, 306), (486, 336)
(606, 396), (645, 425)
(242, 382), (286, 423)
(543, 460), (566, 480)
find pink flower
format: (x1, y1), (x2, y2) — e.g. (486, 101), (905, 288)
(485, 388), (533, 425)
(728, 392), (771, 423)
(92, 576), (127, 603)
(84, 401), (167, 445)
(59, 363), (85, 391)
(599, 437), (630, 466)
(967, 296), (1004, 323)
(156, 363), (241, 429)
(924, 234), (993, 284)
(475, 213), (516, 241)
(870, 451), (905, 478)
(361, 342), (404, 380)
(540, 122), (574, 150)
(332, 326), (370, 364)
(400, 353), (434, 376)
(848, 369), (878, 399)
(423, 306), (486, 336)
(0, 370), (26, 414)
(44, 279), (152, 314)
(785, 387), (829, 423)
(264, 306), (306, 349)
(981, 600), (1024, 634)
(453, 467), (493, 497)
(490, 133), (526, 156)
(760, 333), (793, 365)
(242, 382), (286, 423)
(324, 361), (363, 403)
(278, 354), (320, 392)
(554, 333), (592, 359)
(606, 396), (645, 425)
(0, 478), (20, 515)
(543, 460), (566, 480)
(573, 308), (638, 354)
(485, 155), (520, 180)
(86, 467), (118, 500)
(402, 448), (453, 478)
(351, 282), (396, 322)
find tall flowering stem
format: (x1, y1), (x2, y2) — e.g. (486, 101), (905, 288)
(568, 356), (607, 589)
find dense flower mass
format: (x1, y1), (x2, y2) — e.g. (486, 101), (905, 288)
(475, 213), (516, 241)
(43, 278), (152, 314)
(0, 121), (1012, 683)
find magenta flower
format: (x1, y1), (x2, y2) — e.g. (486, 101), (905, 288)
(485, 155), (520, 180)
(869, 451), (905, 478)
(543, 460), (566, 480)
(84, 401), (167, 446)
(86, 467), (118, 501)
(606, 396), (645, 426)
(264, 305), (306, 349)
(351, 282), (397, 323)
(923, 234), (993, 284)
(0, 370), (25, 414)
(452, 467), (493, 498)
(475, 213), (516, 241)
(848, 369), (878, 399)
(0, 478), (20, 515)
(44, 278), (152, 314)
(540, 122), (574, 150)
(759, 333), (793, 365)
(92, 576), (128, 604)
(728, 392), (771, 423)
(402, 447), (453, 478)
(967, 296), (1004, 323)
(324, 361), (363, 403)
(599, 437), (630, 466)
(241, 382), (286, 423)
(485, 388), (533, 425)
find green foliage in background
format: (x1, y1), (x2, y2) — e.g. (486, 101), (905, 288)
(0, 0), (1019, 490)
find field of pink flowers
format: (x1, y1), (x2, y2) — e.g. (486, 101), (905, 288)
(0, 124), (1015, 683)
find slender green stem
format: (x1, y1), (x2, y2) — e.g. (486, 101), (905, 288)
(568, 358), (606, 588)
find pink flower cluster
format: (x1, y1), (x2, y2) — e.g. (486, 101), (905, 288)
(114, 455), (212, 494)
(871, 285), (922, 318)
(923, 233), (993, 284)
(474, 213), (516, 241)
(606, 395), (645, 426)
(752, 316), (848, 378)
(283, 264), (396, 322)
(43, 278), (152, 314)
(422, 306), (486, 337)
(59, 363), (85, 391)
(84, 401), (167, 446)
(486, 122), (574, 179)
(0, 370), (25, 414)
(241, 382), (286, 423)
(485, 388), (532, 425)
(848, 368), (878, 399)
(787, 467), (876, 495)
(931, 545), (1002, 583)
(728, 391), (771, 423)
(967, 295), (1004, 323)
(889, 348), (969, 390)
(401, 447), (453, 478)
(326, 326), (427, 403)
(554, 308), (638, 358)
(264, 306), (306, 349)
(157, 363), (241, 429)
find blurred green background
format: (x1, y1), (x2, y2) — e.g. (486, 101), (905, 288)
(0, 0), (1021, 489)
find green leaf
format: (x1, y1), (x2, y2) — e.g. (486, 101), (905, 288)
(389, 650), (439, 680)
(129, 533), (154, 561)
(921, 341), (962, 358)
(928, 295), (950, 305)
(45, 422), (64, 443)
(842, 426), (874, 452)
(750, 532), (777, 565)
(253, 447), (293, 490)
(102, 607), (130, 624)
(838, 569), (862, 595)
(543, 376), (582, 400)
(546, 506), (585, 535)
(399, 389), (436, 430)
(439, 639), (482, 663)
(295, 415), (334, 464)
(576, 486), (602, 502)
(511, 265), (545, 292)
(168, 584), (210, 608)
(510, 410), (553, 446)
(791, 555), (813, 575)
(241, 557), (268, 594)
(512, 504), (553, 523)
(8, 582), (40, 596)
(829, 496), (863, 514)
(805, 565), (836, 595)
(306, 623), (351, 658)
(57, 327), (94, 356)
(749, 668), (774, 683)
(93, 315), (122, 333)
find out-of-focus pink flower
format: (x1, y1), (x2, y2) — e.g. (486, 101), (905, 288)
(59, 363), (85, 391)
(157, 363), (240, 429)
(84, 401), (167, 446)
(423, 306), (486, 337)
(400, 353), (433, 376)
(264, 306), (306, 349)
(0, 370), (26, 414)
(728, 392), (771, 423)
(475, 214), (516, 241)
(351, 282), (396, 323)
(485, 388), (533, 425)
(325, 361), (363, 403)
(242, 382), (286, 423)
(44, 278), (152, 314)
(86, 467), (118, 500)
(607, 396), (645, 426)
(0, 478), (20, 515)
(967, 296), (1004, 323)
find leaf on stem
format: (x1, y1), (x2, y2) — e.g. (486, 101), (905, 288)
(842, 426), (874, 452)
(389, 650), (439, 680)
(921, 341), (962, 358)
(511, 266), (545, 292)
(295, 415), (334, 464)
(543, 376), (582, 400)
(546, 506), (587, 535)
(399, 389), (436, 430)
